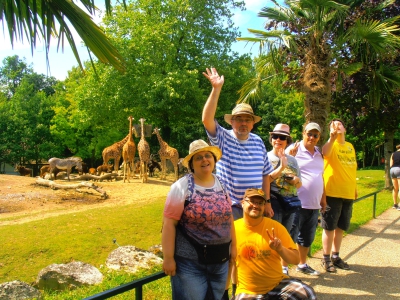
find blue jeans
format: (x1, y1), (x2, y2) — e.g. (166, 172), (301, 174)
(291, 208), (320, 247)
(171, 256), (228, 300)
(271, 197), (298, 242)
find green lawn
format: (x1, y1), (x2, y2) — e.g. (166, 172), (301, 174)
(0, 169), (392, 299)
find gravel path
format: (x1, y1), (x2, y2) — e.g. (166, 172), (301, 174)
(289, 208), (400, 299)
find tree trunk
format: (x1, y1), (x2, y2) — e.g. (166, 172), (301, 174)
(302, 42), (332, 145)
(384, 130), (394, 188)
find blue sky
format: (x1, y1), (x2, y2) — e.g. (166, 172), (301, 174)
(0, 0), (267, 80)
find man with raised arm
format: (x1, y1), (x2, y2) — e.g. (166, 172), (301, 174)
(320, 118), (357, 273)
(202, 67), (273, 220)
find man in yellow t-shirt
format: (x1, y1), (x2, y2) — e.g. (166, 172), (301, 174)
(233, 188), (316, 299)
(321, 118), (357, 273)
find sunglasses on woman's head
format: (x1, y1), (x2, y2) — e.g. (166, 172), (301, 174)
(271, 134), (287, 141)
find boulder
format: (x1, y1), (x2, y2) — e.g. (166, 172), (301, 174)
(36, 261), (103, 291)
(106, 246), (163, 273)
(0, 280), (42, 300)
(148, 244), (163, 258)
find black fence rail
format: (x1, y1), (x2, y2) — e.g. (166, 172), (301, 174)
(84, 187), (389, 300)
(353, 187), (389, 218)
(83, 271), (167, 300)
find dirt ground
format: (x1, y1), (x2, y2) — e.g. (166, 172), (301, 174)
(0, 172), (175, 226)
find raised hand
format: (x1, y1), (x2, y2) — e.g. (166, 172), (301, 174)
(288, 141), (300, 157)
(277, 148), (288, 169)
(266, 228), (283, 252)
(330, 122), (339, 140)
(202, 67), (224, 89)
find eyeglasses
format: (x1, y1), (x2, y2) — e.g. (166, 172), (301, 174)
(271, 134), (287, 141)
(193, 153), (214, 161)
(244, 198), (265, 206)
(306, 133), (320, 139)
(232, 117), (253, 124)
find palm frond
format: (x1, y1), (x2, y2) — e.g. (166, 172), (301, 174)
(0, 0), (127, 72)
(347, 18), (400, 60)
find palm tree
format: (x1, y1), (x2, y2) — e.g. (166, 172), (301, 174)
(237, 0), (400, 137)
(1, 0), (126, 72)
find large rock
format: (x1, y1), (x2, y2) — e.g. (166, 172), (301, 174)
(148, 244), (163, 258)
(36, 261), (103, 291)
(0, 280), (42, 300)
(106, 246), (163, 273)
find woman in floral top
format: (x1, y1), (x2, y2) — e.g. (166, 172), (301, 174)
(162, 139), (236, 300)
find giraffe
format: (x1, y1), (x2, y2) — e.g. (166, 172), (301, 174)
(102, 135), (129, 172)
(152, 127), (179, 181)
(122, 116), (136, 183)
(138, 118), (150, 183)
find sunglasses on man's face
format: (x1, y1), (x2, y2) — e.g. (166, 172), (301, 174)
(306, 133), (320, 139)
(271, 134), (287, 141)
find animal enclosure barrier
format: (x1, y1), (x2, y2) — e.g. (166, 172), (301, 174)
(132, 124), (152, 138)
(83, 271), (167, 300)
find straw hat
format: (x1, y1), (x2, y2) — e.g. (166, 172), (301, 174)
(182, 140), (222, 168)
(224, 103), (262, 125)
(269, 123), (290, 136)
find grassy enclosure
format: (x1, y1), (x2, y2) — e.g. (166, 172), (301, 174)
(0, 169), (393, 299)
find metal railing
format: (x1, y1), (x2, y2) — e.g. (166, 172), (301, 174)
(85, 188), (389, 300)
(83, 271), (167, 300)
(353, 187), (389, 218)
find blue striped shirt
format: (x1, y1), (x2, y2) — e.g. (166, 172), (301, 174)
(206, 121), (273, 205)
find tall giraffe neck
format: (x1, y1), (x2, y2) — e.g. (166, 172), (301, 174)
(156, 132), (166, 150)
(117, 135), (130, 147)
(140, 120), (145, 140)
(128, 117), (133, 142)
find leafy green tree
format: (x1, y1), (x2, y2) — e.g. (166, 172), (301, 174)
(53, 0), (253, 160)
(0, 56), (58, 172)
(236, 0), (400, 140)
(2, 78), (56, 168)
(329, 0), (400, 185)
(0, 56), (33, 98)
(2, 0), (126, 71)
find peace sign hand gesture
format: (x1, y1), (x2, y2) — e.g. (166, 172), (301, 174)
(329, 122), (339, 140)
(266, 228), (283, 252)
(288, 141), (300, 157)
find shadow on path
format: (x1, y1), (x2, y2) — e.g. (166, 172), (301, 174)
(290, 209), (400, 299)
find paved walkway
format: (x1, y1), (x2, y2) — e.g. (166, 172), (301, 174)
(288, 208), (400, 299)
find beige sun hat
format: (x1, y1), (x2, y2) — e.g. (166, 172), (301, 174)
(304, 122), (321, 132)
(182, 140), (222, 168)
(269, 123), (291, 136)
(224, 103), (262, 125)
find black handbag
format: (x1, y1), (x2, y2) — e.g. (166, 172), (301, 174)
(177, 225), (231, 264)
(271, 190), (301, 212)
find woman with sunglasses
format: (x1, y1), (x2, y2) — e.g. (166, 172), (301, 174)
(162, 139), (235, 300)
(267, 123), (302, 276)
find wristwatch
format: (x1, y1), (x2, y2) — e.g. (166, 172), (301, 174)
(266, 199), (271, 203)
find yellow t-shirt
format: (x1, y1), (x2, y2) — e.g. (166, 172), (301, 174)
(323, 140), (357, 199)
(234, 218), (297, 295)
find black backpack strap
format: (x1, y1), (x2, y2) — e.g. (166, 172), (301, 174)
(215, 174), (228, 201)
(184, 173), (194, 207)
